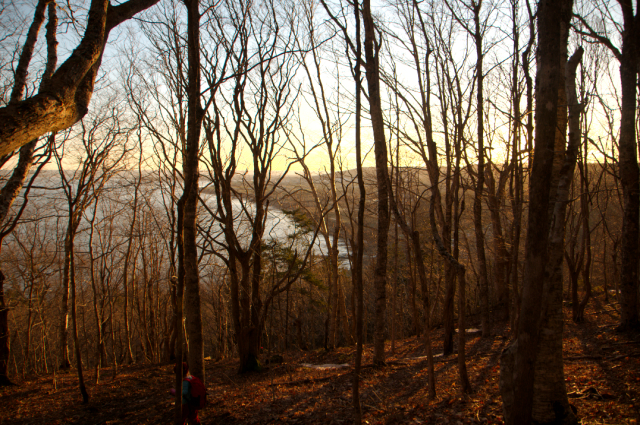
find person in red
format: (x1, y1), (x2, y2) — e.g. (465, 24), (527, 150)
(172, 362), (201, 425)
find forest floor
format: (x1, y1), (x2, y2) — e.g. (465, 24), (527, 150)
(2, 297), (640, 424)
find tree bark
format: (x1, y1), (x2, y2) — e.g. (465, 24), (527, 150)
(0, 0), (160, 157)
(352, 3), (365, 421)
(180, 0), (204, 383)
(362, 0), (391, 367)
(531, 46), (582, 425)
(501, 1), (571, 423)
(617, 0), (640, 332)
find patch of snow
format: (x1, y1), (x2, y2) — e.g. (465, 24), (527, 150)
(300, 363), (350, 370)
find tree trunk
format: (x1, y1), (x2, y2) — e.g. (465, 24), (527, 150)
(391, 222), (398, 353)
(617, 0), (639, 332)
(59, 224), (75, 370)
(529, 25), (581, 425)
(0, 0), (160, 156)
(501, 1), (572, 423)
(575, 147), (592, 323)
(173, 274), (183, 425)
(362, 0), (390, 367)
(0, 272), (12, 386)
(181, 0), (204, 383)
(70, 243), (89, 403)
(471, 1), (490, 338)
(442, 264), (456, 355)
(352, 6), (365, 421)
(88, 211), (104, 370)
(412, 231), (436, 398)
(486, 168), (510, 321)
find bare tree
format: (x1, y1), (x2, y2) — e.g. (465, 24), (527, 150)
(574, 0), (640, 332)
(200, 0), (312, 373)
(55, 100), (132, 403)
(287, 2), (351, 349)
(0, 0), (56, 386)
(385, 0), (471, 390)
(445, 0), (494, 338)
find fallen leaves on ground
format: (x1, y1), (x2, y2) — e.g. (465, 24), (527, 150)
(2, 296), (639, 424)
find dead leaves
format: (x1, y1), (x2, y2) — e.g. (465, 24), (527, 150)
(2, 299), (640, 424)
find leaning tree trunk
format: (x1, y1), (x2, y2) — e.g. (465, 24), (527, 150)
(0, 0), (160, 157)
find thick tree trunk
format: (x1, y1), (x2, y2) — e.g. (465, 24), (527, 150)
(501, 1), (571, 423)
(529, 24), (580, 425)
(232, 254), (263, 373)
(362, 0), (391, 367)
(617, 0), (639, 332)
(0, 0), (160, 157)
(238, 327), (261, 373)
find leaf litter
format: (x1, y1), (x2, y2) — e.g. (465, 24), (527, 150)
(1, 297), (639, 424)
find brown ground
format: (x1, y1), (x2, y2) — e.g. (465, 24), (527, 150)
(2, 297), (639, 424)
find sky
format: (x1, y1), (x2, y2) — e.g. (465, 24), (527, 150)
(0, 0), (627, 177)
